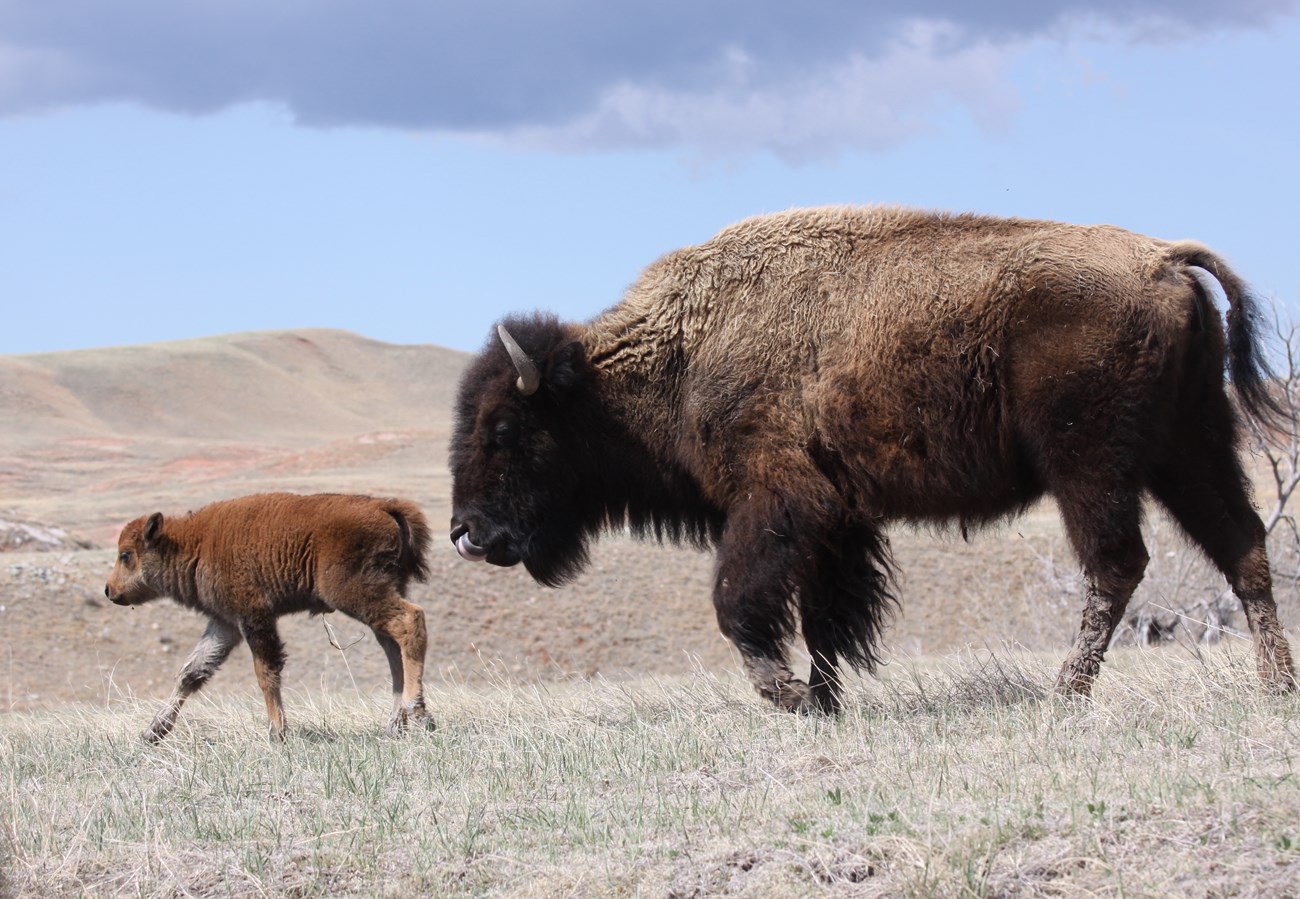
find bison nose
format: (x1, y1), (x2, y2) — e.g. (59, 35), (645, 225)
(104, 585), (110, 598)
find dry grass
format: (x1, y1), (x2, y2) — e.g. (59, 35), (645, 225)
(3, 645), (1298, 898)
(5, 328), (1300, 896)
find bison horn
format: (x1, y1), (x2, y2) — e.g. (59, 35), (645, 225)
(497, 324), (540, 396)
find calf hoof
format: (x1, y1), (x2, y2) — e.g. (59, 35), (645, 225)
(387, 705), (436, 737)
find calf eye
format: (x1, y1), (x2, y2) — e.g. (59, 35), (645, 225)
(119, 551), (132, 564)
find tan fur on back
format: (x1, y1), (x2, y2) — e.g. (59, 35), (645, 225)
(588, 206), (1180, 370)
(583, 205), (1197, 513)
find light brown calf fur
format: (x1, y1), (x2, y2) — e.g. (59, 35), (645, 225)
(106, 492), (433, 742)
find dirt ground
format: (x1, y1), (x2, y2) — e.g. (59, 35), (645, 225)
(2, 328), (1291, 712)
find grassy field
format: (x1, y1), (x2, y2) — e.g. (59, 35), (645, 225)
(3, 645), (1298, 898)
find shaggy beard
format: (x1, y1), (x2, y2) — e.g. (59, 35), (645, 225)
(521, 532), (593, 589)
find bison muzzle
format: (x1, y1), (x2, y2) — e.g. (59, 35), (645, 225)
(448, 205), (1298, 713)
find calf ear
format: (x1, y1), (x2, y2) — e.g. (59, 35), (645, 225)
(143, 513), (164, 545)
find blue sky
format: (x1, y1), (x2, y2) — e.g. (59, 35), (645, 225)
(2, 1), (1298, 355)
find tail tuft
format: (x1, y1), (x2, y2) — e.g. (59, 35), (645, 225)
(386, 500), (432, 583)
(1170, 243), (1288, 434)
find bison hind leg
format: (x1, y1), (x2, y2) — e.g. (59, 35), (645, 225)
(375, 628), (435, 736)
(1051, 481), (1149, 696)
(1148, 431), (1298, 693)
(327, 567), (434, 735)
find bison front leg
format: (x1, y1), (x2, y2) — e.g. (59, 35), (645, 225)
(240, 616), (290, 741)
(145, 616), (242, 743)
(713, 491), (817, 713)
(798, 521), (896, 714)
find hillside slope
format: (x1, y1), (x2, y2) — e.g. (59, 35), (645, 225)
(1, 328), (465, 544)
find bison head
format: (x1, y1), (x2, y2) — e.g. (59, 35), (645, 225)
(449, 315), (603, 587)
(105, 512), (168, 606)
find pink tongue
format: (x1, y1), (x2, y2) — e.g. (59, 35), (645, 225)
(456, 533), (488, 562)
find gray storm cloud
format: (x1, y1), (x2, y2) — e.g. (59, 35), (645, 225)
(0, 0), (1293, 158)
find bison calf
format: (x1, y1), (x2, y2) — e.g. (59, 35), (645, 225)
(106, 492), (433, 742)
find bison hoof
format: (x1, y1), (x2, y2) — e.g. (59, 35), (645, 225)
(810, 690), (843, 716)
(142, 717), (174, 744)
(767, 679), (816, 714)
(386, 718), (437, 738)
(1052, 668), (1097, 698)
(1261, 671), (1298, 696)
(1257, 655), (1298, 695)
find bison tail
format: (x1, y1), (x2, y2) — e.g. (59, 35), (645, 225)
(1168, 242), (1288, 433)
(386, 501), (432, 583)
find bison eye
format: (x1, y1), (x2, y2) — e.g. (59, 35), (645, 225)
(118, 551), (132, 564)
(492, 419), (520, 449)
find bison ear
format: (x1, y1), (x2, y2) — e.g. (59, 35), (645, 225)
(143, 512), (164, 546)
(546, 340), (587, 391)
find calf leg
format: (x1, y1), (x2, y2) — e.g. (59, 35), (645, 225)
(240, 616), (289, 740)
(145, 616), (242, 743)
(369, 598), (434, 735)
(328, 575), (433, 734)
(374, 632), (407, 723)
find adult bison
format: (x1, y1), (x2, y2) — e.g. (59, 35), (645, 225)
(106, 492), (433, 741)
(448, 205), (1297, 712)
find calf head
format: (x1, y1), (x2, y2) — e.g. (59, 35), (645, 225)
(449, 315), (600, 587)
(105, 512), (167, 606)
